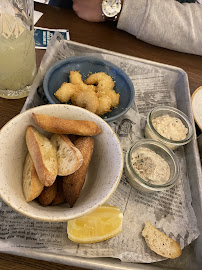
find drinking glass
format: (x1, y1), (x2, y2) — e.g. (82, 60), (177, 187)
(0, 0), (37, 99)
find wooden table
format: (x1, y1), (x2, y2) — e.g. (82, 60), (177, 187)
(0, 2), (202, 270)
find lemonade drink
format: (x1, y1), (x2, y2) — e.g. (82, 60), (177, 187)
(0, 13), (36, 98)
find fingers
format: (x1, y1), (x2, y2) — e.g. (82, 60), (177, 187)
(72, 0), (104, 22)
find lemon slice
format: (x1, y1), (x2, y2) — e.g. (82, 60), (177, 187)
(192, 86), (202, 130)
(67, 205), (123, 243)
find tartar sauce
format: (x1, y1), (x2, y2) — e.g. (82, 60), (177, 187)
(131, 147), (170, 185)
(152, 114), (188, 141)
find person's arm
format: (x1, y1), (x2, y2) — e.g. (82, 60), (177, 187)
(118, 0), (202, 55)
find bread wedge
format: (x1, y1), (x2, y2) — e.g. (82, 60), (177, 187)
(22, 153), (44, 202)
(50, 134), (83, 176)
(50, 176), (65, 206)
(63, 137), (94, 207)
(142, 221), (182, 259)
(26, 125), (58, 187)
(38, 180), (57, 206)
(32, 113), (101, 136)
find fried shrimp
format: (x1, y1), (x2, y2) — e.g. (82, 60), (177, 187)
(97, 89), (119, 108)
(54, 70), (120, 116)
(69, 71), (84, 85)
(96, 94), (112, 116)
(85, 72), (119, 107)
(71, 89), (99, 114)
(84, 72), (115, 92)
(69, 71), (96, 92)
(54, 83), (79, 103)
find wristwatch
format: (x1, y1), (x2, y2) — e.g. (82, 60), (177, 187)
(101, 0), (122, 22)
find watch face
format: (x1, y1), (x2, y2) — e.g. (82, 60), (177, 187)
(102, 0), (122, 18)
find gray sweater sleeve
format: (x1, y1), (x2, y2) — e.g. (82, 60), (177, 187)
(117, 0), (202, 55)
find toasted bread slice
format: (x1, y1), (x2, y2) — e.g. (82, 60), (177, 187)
(50, 134), (83, 176)
(26, 126), (58, 187)
(50, 176), (65, 206)
(32, 113), (101, 136)
(142, 221), (182, 259)
(38, 180), (57, 206)
(22, 153), (44, 202)
(63, 137), (94, 207)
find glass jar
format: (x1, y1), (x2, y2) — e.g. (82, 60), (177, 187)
(145, 106), (193, 150)
(125, 139), (180, 193)
(0, 0), (37, 99)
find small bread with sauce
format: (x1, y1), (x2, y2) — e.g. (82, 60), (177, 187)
(63, 137), (94, 207)
(32, 113), (101, 136)
(22, 153), (44, 202)
(50, 134), (83, 176)
(26, 126), (58, 187)
(38, 180), (57, 206)
(142, 221), (182, 259)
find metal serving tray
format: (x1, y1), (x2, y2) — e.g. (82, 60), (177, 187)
(2, 41), (202, 270)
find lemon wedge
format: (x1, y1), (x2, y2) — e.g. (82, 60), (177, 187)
(67, 205), (123, 243)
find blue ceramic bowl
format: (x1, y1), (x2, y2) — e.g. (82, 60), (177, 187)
(43, 56), (135, 122)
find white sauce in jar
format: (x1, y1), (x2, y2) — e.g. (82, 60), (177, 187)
(131, 147), (170, 185)
(152, 114), (188, 141)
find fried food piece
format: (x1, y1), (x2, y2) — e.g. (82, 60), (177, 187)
(69, 70), (84, 85)
(38, 180), (57, 206)
(54, 83), (79, 103)
(97, 89), (119, 108)
(63, 137), (94, 207)
(54, 71), (98, 112)
(85, 72), (119, 108)
(54, 71), (119, 116)
(84, 72), (115, 92)
(50, 176), (65, 206)
(32, 113), (101, 136)
(69, 71), (96, 92)
(71, 88), (99, 114)
(96, 94), (112, 116)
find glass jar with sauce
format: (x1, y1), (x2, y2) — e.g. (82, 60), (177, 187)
(144, 106), (193, 150)
(125, 139), (180, 193)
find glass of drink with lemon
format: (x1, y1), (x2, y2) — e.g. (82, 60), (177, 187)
(0, 0), (37, 99)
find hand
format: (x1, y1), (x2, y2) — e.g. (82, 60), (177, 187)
(72, 0), (105, 22)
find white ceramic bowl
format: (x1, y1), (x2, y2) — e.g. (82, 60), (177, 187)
(0, 104), (123, 222)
